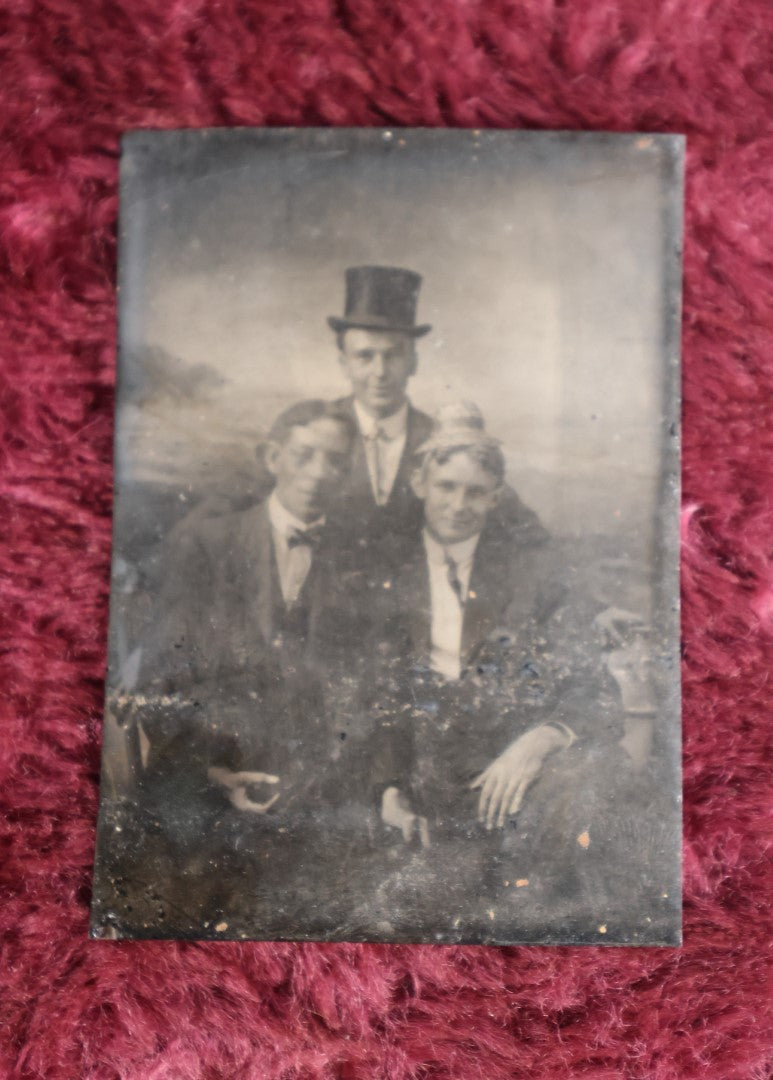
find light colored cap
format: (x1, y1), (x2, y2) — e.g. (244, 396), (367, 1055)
(415, 401), (501, 458)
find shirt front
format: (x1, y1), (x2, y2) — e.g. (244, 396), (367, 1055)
(353, 400), (409, 506)
(267, 491), (325, 607)
(423, 528), (481, 682)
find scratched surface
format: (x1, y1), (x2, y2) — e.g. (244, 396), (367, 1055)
(91, 129), (683, 944)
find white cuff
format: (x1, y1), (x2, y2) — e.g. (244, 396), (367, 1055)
(546, 721), (577, 747)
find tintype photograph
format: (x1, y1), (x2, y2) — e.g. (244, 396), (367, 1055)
(91, 128), (683, 944)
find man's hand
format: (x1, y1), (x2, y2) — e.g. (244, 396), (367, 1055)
(470, 725), (569, 830)
(605, 635), (657, 714)
(594, 606), (648, 646)
(381, 786), (430, 847)
(207, 766), (280, 814)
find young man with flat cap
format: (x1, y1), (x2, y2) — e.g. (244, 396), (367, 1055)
(365, 404), (628, 937)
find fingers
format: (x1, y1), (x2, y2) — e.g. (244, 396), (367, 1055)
(596, 607), (647, 646)
(381, 787), (406, 830)
(382, 788), (431, 847)
(475, 755), (544, 828)
(483, 775), (505, 828)
(402, 813), (431, 847)
(232, 771), (279, 785)
(477, 764), (508, 822)
(496, 776), (523, 829)
(479, 773), (509, 829)
(507, 758), (542, 816)
(208, 767), (280, 791)
(605, 622), (626, 646)
(469, 765), (491, 791)
(207, 766), (233, 787)
(486, 782), (508, 831)
(417, 816), (431, 849)
(507, 778), (530, 818)
(229, 787), (280, 814)
(477, 770), (496, 822)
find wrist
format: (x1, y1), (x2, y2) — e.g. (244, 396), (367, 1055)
(514, 724), (568, 755)
(544, 721), (577, 748)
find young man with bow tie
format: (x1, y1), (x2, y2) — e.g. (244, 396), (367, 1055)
(134, 399), (374, 931)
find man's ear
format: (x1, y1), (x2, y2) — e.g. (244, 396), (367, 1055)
(489, 483), (503, 509)
(264, 440), (282, 478)
(338, 351), (354, 382)
(410, 467), (426, 500)
(407, 345), (418, 378)
(337, 330), (350, 369)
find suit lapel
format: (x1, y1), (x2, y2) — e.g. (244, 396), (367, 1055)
(305, 533), (331, 655)
(241, 502), (276, 646)
(462, 527), (545, 660)
(350, 433), (374, 503)
(462, 528), (513, 660)
(340, 396), (432, 512)
(396, 544), (432, 661)
(406, 404), (433, 454)
(386, 404), (431, 511)
(339, 396), (374, 504)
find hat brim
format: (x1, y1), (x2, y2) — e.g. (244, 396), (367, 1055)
(328, 316), (432, 338)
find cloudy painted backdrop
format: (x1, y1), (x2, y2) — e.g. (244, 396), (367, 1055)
(116, 128), (681, 543)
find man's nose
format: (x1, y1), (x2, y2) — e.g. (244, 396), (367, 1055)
(371, 354), (387, 378)
(449, 488), (468, 512)
(304, 451), (334, 481)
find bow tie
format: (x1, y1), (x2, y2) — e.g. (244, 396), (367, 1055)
(286, 525), (325, 550)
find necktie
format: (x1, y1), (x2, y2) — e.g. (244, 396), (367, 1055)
(443, 550), (466, 607)
(367, 426), (393, 505)
(287, 524), (324, 550)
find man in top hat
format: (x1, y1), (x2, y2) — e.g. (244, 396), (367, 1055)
(328, 267), (547, 571)
(328, 265), (435, 557)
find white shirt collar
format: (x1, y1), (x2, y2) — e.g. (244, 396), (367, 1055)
(267, 490), (325, 540)
(353, 399), (409, 440)
(423, 528), (480, 568)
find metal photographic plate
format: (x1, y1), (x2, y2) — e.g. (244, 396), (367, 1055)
(91, 128), (683, 944)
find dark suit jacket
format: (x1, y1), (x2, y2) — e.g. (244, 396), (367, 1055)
(141, 500), (371, 810)
(383, 522), (557, 671)
(371, 519), (622, 822)
(331, 395), (548, 572)
(331, 396), (433, 563)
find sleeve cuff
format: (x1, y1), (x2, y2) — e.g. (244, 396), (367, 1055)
(546, 720), (577, 747)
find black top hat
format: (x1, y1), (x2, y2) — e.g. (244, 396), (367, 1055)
(328, 266), (432, 337)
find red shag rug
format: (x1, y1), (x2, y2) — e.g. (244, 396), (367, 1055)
(1, 2), (771, 1077)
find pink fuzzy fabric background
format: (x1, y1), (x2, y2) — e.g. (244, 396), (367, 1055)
(1, 1), (771, 1077)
